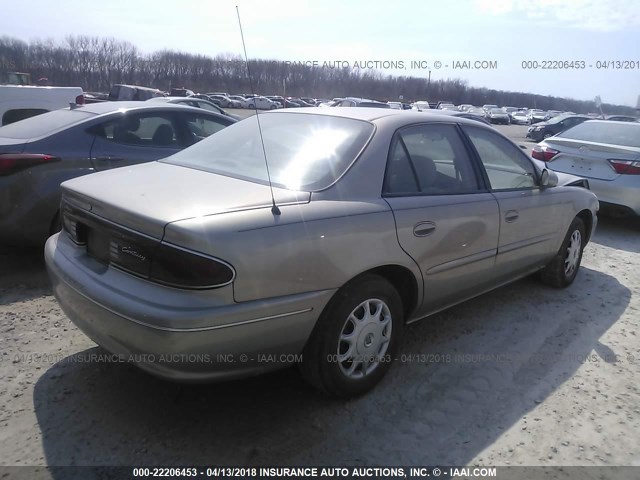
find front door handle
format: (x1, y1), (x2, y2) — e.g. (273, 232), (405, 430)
(505, 210), (519, 222)
(93, 156), (124, 161)
(413, 221), (436, 237)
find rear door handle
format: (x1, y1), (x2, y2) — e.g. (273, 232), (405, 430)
(413, 221), (436, 237)
(505, 210), (519, 222)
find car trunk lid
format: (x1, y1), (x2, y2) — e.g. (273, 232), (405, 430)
(544, 138), (640, 181)
(0, 137), (27, 154)
(61, 161), (311, 239)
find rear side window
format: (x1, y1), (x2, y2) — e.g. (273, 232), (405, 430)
(384, 124), (481, 196)
(180, 113), (231, 143)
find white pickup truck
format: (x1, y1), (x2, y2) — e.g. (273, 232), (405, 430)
(0, 76), (84, 126)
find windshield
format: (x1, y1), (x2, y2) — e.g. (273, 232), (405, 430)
(164, 112), (375, 191)
(557, 121), (640, 148)
(0, 108), (93, 138)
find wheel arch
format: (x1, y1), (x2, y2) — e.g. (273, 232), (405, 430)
(576, 208), (594, 243)
(348, 264), (420, 322)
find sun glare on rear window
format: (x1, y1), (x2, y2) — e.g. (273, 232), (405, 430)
(163, 113), (374, 191)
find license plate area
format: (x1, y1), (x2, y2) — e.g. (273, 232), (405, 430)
(62, 200), (157, 278)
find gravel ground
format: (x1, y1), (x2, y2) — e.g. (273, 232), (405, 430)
(0, 123), (639, 473)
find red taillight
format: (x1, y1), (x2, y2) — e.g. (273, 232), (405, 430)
(75, 94), (85, 105)
(532, 145), (559, 162)
(608, 159), (640, 175)
(0, 154), (59, 176)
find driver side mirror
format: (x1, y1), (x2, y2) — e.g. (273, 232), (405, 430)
(540, 168), (559, 188)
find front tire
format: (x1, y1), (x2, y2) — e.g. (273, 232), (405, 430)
(539, 217), (585, 288)
(300, 274), (404, 397)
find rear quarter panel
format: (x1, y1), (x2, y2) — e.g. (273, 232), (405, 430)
(0, 128), (95, 245)
(163, 199), (421, 303)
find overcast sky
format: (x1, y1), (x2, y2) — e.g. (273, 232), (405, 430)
(3, 0), (640, 106)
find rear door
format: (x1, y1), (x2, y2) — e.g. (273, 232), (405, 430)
(383, 123), (500, 316)
(461, 125), (567, 279)
(89, 111), (185, 171)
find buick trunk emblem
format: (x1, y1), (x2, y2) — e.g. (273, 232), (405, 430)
(578, 145), (590, 153)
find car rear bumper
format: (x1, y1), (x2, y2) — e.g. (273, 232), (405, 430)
(585, 178), (640, 216)
(45, 233), (335, 381)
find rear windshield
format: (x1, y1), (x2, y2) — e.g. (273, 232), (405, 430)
(557, 121), (640, 148)
(0, 109), (93, 139)
(164, 112), (375, 191)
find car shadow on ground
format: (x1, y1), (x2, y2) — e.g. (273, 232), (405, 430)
(0, 248), (51, 304)
(33, 266), (629, 469)
(591, 215), (640, 254)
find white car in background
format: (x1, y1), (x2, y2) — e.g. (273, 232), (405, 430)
(511, 111), (530, 125)
(247, 96), (278, 110)
(228, 95), (252, 108)
(528, 109), (547, 124)
(411, 101), (431, 111)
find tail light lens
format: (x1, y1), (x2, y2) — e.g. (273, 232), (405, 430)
(608, 159), (640, 175)
(531, 145), (559, 161)
(0, 153), (59, 176)
(75, 94), (85, 105)
(61, 203), (234, 289)
(150, 244), (235, 288)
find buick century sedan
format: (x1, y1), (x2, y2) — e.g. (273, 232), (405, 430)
(45, 108), (598, 397)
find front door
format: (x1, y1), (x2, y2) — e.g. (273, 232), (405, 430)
(461, 125), (567, 280)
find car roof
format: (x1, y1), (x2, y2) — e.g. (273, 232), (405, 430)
(264, 107), (495, 128)
(73, 101), (202, 115)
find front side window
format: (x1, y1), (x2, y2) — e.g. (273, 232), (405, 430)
(95, 113), (180, 148)
(384, 124), (481, 196)
(463, 126), (537, 190)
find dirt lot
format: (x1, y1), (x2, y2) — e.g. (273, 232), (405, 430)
(1, 123), (639, 471)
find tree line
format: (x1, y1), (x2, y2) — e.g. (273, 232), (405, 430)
(0, 35), (635, 115)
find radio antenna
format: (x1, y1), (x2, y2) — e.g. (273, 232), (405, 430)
(236, 5), (281, 215)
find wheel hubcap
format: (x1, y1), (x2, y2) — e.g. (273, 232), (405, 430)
(564, 230), (582, 277)
(337, 299), (392, 379)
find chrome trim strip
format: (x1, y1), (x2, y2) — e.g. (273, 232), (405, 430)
(498, 233), (555, 254)
(426, 248), (496, 275)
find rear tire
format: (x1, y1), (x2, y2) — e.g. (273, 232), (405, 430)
(539, 217), (585, 288)
(300, 274), (404, 398)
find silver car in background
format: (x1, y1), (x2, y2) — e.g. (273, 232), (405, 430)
(46, 108), (598, 397)
(533, 120), (640, 216)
